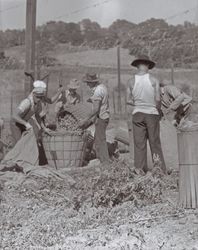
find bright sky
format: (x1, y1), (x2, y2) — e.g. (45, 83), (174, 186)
(0, 0), (198, 30)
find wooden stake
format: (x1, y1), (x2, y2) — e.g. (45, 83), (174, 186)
(124, 91), (127, 115)
(58, 70), (63, 87)
(10, 91), (13, 117)
(45, 74), (49, 96)
(171, 60), (175, 85)
(113, 91), (116, 114)
(117, 45), (122, 114)
(127, 118), (134, 160)
(25, 0), (37, 96)
(35, 41), (41, 80)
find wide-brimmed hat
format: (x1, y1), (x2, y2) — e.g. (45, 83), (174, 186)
(83, 73), (100, 83)
(68, 79), (80, 89)
(32, 87), (46, 97)
(131, 55), (156, 69)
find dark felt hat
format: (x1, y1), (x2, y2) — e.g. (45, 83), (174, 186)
(131, 55), (156, 69)
(83, 73), (100, 83)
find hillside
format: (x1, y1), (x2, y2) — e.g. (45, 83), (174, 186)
(52, 45), (133, 68)
(1, 18), (198, 68)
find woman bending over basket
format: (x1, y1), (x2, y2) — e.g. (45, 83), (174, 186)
(11, 83), (63, 165)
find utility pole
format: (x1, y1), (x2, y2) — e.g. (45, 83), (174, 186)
(170, 46), (175, 85)
(195, 0), (198, 25)
(25, 0), (37, 96)
(117, 43), (122, 114)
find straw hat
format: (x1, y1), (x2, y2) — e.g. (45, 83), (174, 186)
(68, 79), (80, 89)
(131, 55), (156, 69)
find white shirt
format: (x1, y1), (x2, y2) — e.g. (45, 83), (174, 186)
(18, 93), (42, 121)
(91, 83), (110, 119)
(161, 85), (192, 110)
(132, 73), (159, 115)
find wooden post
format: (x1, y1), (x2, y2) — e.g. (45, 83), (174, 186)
(25, 0), (37, 96)
(10, 91), (13, 117)
(58, 70), (63, 87)
(117, 45), (122, 114)
(80, 85), (84, 103)
(35, 41), (41, 80)
(113, 91), (116, 114)
(45, 74), (49, 96)
(171, 60), (175, 85)
(127, 118), (134, 160)
(124, 91), (127, 115)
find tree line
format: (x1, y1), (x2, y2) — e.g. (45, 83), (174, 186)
(1, 18), (198, 68)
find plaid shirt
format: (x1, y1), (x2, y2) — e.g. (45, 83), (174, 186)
(161, 85), (192, 110)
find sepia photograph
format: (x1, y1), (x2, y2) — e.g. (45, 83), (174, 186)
(0, 0), (198, 249)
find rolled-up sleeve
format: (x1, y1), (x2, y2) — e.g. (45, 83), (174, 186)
(168, 86), (185, 110)
(18, 99), (31, 114)
(126, 79), (134, 105)
(91, 88), (103, 102)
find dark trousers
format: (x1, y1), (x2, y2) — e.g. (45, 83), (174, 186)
(94, 118), (110, 163)
(132, 112), (166, 173)
(174, 104), (192, 125)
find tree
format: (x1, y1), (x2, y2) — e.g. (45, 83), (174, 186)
(79, 19), (102, 42)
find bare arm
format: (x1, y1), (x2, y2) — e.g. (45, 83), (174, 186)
(13, 109), (31, 128)
(45, 87), (64, 104)
(167, 86), (185, 110)
(78, 100), (100, 128)
(86, 100), (100, 120)
(13, 99), (32, 129)
(126, 78), (134, 106)
(126, 78), (135, 115)
(150, 75), (161, 110)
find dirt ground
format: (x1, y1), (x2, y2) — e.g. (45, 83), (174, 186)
(0, 122), (198, 250)
(0, 163), (198, 250)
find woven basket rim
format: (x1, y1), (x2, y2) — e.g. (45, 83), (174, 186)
(177, 128), (198, 133)
(43, 130), (84, 136)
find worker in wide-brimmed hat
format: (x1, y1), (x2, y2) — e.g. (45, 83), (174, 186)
(126, 55), (166, 173)
(55, 79), (81, 117)
(79, 73), (110, 163)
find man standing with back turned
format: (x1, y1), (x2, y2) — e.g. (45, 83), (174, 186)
(127, 55), (166, 173)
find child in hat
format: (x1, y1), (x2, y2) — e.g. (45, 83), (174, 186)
(55, 79), (81, 117)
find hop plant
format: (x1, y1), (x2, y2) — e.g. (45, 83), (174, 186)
(57, 113), (83, 135)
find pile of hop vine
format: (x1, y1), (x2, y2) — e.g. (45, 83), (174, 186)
(57, 113), (83, 135)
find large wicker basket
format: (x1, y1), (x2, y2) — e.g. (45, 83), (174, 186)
(42, 131), (88, 168)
